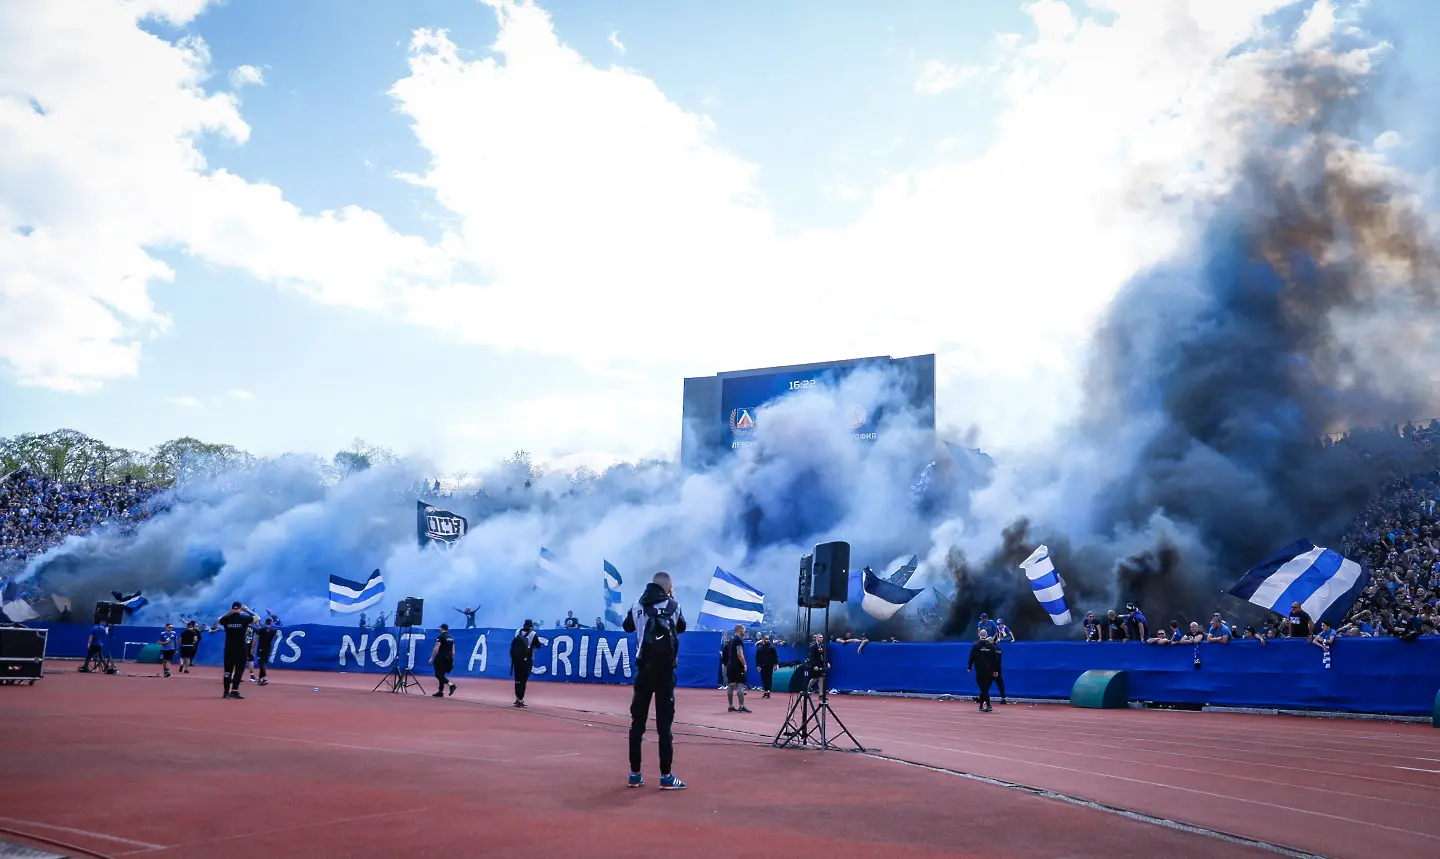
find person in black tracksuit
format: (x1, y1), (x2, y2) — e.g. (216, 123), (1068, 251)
(510, 620), (542, 707)
(178, 621), (201, 673)
(430, 623), (457, 698)
(623, 572), (687, 789)
(217, 602), (258, 699)
(253, 617), (280, 685)
(755, 635), (778, 698)
(967, 629), (1001, 712)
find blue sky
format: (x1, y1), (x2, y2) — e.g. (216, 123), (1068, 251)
(2, 0), (1435, 475)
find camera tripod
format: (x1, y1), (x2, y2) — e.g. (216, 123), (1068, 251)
(80, 644), (118, 676)
(373, 627), (425, 695)
(772, 602), (864, 753)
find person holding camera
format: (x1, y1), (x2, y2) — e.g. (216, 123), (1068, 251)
(623, 572), (687, 790)
(510, 619), (542, 708)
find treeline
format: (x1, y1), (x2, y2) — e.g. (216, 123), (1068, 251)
(0, 430), (405, 488)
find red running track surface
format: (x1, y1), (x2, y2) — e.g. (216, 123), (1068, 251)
(0, 665), (1431, 859)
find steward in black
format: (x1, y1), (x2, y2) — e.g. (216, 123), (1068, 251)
(217, 602), (258, 698)
(755, 636), (779, 697)
(967, 632), (1001, 712)
(431, 624), (457, 698)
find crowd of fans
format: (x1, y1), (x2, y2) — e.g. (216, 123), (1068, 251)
(0, 467), (167, 575)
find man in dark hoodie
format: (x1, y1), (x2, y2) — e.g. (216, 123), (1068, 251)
(622, 571), (687, 790)
(966, 628), (1001, 712)
(510, 619), (542, 708)
(755, 634), (778, 698)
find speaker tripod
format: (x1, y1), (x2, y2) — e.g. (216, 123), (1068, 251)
(372, 627), (425, 695)
(772, 601), (864, 752)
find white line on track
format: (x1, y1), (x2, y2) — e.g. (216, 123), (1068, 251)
(0, 816), (165, 850)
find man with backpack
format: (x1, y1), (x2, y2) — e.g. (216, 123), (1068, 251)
(510, 619), (542, 708)
(622, 571), (688, 790)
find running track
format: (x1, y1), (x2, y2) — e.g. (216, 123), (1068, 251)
(0, 665), (1435, 858)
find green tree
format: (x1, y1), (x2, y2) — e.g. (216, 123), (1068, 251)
(147, 437), (253, 485)
(0, 429), (142, 482)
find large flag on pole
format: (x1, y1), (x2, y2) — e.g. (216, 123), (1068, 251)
(1227, 539), (1368, 628)
(329, 570), (385, 615)
(603, 561), (624, 627)
(860, 568), (924, 621)
(417, 501), (468, 550)
(1019, 545), (1071, 625)
(887, 555), (919, 587)
(698, 568), (765, 629)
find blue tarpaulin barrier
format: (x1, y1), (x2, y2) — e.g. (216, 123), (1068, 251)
(34, 624), (1440, 716)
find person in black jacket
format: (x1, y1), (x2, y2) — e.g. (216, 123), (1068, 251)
(622, 572), (687, 790)
(510, 619), (542, 708)
(755, 634), (778, 698)
(253, 617), (281, 686)
(967, 629), (1001, 712)
(217, 602), (258, 699)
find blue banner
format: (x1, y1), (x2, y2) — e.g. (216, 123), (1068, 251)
(34, 623), (1439, 716)
(36, 623), (724, 689)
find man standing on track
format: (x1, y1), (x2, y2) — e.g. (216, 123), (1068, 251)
(217, 602), (258, 699)
(967, 628), (1001, 712)
(723, 625), (750, 713)
(623, 571), (687, 790)
(430, 623), (457, 697)
(510, 619), (541, 708)
(755, 634), (778, 698)
(254, 617), (280, 686)
(178, 621), (201, 673)
(158, 623), (177, 678)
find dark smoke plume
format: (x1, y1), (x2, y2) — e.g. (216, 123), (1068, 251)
(941, 41), (1440, 635)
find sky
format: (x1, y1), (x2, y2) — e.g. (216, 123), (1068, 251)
(2, 0), (1437, 476)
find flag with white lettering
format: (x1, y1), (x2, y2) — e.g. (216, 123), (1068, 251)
(418, 501), (468, 550)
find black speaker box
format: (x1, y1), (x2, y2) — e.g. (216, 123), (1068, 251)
(395, 597), (424, 628)
(93, 602), (124, 625)
(798, 553), (827, 608)
(812, 541), (851, 603)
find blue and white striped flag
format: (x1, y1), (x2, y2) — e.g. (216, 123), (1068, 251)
(538, 547), (560, 573)
(329, 569), (385, 615)
(603, 560), (624, 627)
(861, 567), (924, 621)
(698, 567), (765, 629)
(1227, 539), (1369, 628)
(1019, 545), (1071, 625)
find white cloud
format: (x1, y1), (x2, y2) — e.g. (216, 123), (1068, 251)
(168, 395), (204, 409)
(228, 388), (254, 401)
(385, 0), (1353, 451)
(1374, 130), (1403, 151)
(914, 59), (980, 95)
(607, 30), (625, 55)
(1, 0), (1393, 459)
(0, 0), (450, 393)
(229, 64), (264, 89)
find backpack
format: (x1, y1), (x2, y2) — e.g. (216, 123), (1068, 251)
(640, 600), (679, 671)
(510, 631), (533, 664)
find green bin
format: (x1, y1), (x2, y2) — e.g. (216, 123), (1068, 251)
(135, 643), (163, 664)
(1070, 669), (1129, 709)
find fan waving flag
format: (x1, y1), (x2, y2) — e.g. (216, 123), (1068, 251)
(1019, 545), (1071, 625)
(887, 555), (919, 587)
(111, 590), (149, 616)
(861, 568), (924, 621)
(329, 570), (385, 615)
(603, 560), (624, 627)
(1228, 539), (1369, 628)
(698, 568), (765, 629)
